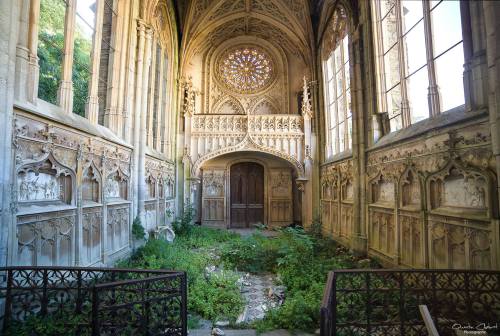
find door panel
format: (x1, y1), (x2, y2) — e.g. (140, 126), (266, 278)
(230, 163), (264, 228)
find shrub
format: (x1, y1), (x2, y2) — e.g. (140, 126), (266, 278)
(172, 203), (195, 236)
(122, 229), (245, 324)
(5, 313), (84, 336)
(189, 271), (244, 322)
(132, 216), (146, 240)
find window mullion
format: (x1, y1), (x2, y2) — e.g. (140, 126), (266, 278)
(87, 0), (106, 124)
(373, 1), (388, 115)
(422, 0), (441, 116)
(332, 56), (339, 155)
(324, 63), (332, 158)
(57, 0), (77, 113)
(147, 36), (157, 148)
(395, 0), (411, 128)
(156, 46), (165, 151)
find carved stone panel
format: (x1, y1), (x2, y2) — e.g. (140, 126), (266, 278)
(145, 201), (157, 233)
(369, 207), (396, 262)
(17, 211), (76, 266)
(107, 205), (130, 254)
(269, 169), (293, 227)
(399, 212), (424, 268)
(429, 216), (492, 270)
(202, 169), (226, 226)
(82, 207), (102, 266)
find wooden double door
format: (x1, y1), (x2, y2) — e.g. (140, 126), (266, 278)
(230, 162), (264, 228)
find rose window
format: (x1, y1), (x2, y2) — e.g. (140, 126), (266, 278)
(217, 46), (274, 94)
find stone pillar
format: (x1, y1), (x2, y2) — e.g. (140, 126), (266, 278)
(27, 0), (41, 104)
(301, 76), (314, 227)
(86, 0), (105, 124)
(0, 0), (21, 269)
(422, 0), (441, 117)
(14, 0), (32, 103)
(57, 0), (76, 113)
(132, 20), (147, 221)
(463, 1), (488, 111)
(482, 0), (500, 270)
(116, 0), (132, 138)
(137, 25), (153, 225)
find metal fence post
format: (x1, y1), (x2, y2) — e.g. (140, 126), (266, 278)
(181, 272), (188, 336)
(91, 286), (100, 336)
(2, 269), (13, 332)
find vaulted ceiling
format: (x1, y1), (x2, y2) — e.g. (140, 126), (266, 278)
(179, 0), (316, 66)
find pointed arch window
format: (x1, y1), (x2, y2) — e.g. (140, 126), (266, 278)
(37, 0), (117, 120)
(372, 0), (465, 133)
(322, 7), (352, 159)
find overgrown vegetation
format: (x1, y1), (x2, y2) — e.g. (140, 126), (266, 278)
(5, 313), (84, 336)
(121, 211), (376, 332)
(131, 216), (146, 240)
(220, 226), (376, 332)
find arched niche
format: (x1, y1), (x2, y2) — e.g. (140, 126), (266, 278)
(146, 175), (157, 200)
(399, 167), (422, 209)
(104, 169), (128, 201)
(165, 175), (175, 199)
(251, 98), (280, 115)
(369, 173), (395, 206)
(341, 178), (353, 202)
(427, 161), (491, 219)
(82, 163), (101, 204)
(17, 155), (74, 206)
(212, 96), (245, 114)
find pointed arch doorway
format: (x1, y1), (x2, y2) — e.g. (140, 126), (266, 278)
(230, 162), (264, 228)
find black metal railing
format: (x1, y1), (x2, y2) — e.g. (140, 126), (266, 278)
(0, 266), (187, 335)
(320, 269), (500, 336)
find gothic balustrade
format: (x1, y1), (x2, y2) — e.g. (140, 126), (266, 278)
(189, 114), (306, 165)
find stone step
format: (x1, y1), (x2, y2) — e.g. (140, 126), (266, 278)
(189, 329), (314, 336)
(189, 330), (257, 336)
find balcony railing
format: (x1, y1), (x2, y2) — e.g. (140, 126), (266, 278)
(320, 269), (500, 336)
(0, 266), (187, 335)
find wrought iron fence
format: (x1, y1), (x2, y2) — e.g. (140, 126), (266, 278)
(320, 269), (500, 336)
(0, 266), (187, 335)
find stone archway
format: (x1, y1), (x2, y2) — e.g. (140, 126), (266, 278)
(197, 151), (300, 229)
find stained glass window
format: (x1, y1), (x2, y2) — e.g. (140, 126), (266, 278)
(217, 46), (274, 94)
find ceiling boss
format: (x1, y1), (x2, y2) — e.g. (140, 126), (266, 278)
(217, 45), (275, 94)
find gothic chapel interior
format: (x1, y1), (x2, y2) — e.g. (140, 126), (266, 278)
(1, 0), (500, 272)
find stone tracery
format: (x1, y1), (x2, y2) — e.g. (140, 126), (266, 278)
(217, 46), (275, 94)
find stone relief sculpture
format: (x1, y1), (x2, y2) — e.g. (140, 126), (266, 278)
(203, 170), (225, 197)
(18, 172), (60, 202)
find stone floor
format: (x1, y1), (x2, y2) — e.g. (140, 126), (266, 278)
(238, 273), (284, 323)
(189, 329), (315, 336)
(228, 228), (280, 238)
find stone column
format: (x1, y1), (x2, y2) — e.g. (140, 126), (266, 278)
(14, 0), (32, 103)
(137, 25), (153, 225)
(27, 0), (41, 104)
(132, 20), (147, 220)
(116, 0), (132, 138)
(57, 0), (76, 113)
(462, 1), (488, 111)
(86, 0), (105, 124)
(0, 0), (21, 269)
(301, 76), (314, 227)
(422, 0), (441, 117)
(482, 0), (500, 270)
